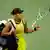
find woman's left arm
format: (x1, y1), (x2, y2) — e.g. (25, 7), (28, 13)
(22, 19), (40, 33)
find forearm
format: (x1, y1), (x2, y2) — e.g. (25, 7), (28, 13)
(1, 23), (15, 36)
(1, 30), (12, 36)
(24, 27), (37, 33)
(1, 27), (15, 36)
(23, 19), (40, 33)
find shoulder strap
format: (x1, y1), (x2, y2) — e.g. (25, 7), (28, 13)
(22, 19), (27, 28)
(9, 20), (16, 29)
(8, 19), (16, 29)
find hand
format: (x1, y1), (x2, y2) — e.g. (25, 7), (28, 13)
(32, 25), (41, 32)
(36, 25), (41, 31)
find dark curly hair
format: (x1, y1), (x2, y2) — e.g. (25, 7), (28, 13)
(11, 8), (24, 15)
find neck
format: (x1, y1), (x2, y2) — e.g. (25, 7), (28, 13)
(14, 18), (21, 24)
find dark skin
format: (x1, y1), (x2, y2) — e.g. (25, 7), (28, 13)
(13, 13), (40, 33)
(22, 18), (40, 33)
(0, 19), (40, 36)
(1, 22), (15, 36)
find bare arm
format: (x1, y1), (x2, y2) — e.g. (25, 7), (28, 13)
(22, 19), (40, 33)
(24, 21), (34, 33)
(1, 23), (15, 36)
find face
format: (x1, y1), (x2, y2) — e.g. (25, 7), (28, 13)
(15, 13), (24, 20)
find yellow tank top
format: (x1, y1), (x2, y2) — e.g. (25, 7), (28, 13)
(8, 18), (24, 38)
(16, 21), (24, 38)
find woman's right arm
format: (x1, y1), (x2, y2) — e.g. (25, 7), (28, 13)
(1, 23), (15, 36)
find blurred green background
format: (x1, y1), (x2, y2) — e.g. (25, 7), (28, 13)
(0, 0), (50, 50)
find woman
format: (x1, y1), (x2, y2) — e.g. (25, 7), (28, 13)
(9, 8), (40, 50)
(0, 20), (17, 50)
